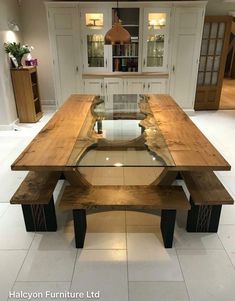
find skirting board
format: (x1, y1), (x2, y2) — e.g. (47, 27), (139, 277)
(0, 118), (19, 131)
(184, 109), (195, 116)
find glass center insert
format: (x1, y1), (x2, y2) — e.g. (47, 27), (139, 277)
(74, 94), (175, 167)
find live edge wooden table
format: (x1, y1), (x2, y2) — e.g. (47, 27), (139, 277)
(11, 94), (232, 240)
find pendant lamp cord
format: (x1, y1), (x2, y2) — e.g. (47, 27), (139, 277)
(117, 0), (120, 20)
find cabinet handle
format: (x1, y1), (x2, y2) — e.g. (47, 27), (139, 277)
(148, 83), (150, 90)
(105, 83), (107, 90)
(143, 59), (146, 66)
(172, 65), (175, 73)
(101, 83), (103, 89)
(143, 83), (145, 89)
(105, 59), (108, 68)
(75, 66), (79, 72)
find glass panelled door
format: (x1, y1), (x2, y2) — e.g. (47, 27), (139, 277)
(81, 9), (111, 72)
(143, 8), (170, 72)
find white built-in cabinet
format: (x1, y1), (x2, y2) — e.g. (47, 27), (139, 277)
(169, 7), (205, 109)
(47, 6), (81, 107)
(46, 1), (206, 110)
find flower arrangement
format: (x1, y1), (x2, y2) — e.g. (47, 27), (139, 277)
(4, 42), (34, 68)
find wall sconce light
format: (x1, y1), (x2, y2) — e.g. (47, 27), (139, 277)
(8, 20), (20, 32)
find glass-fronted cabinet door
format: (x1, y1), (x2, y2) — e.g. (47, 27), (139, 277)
(142, 8), (170, 72)
(81, 8), (111, 73)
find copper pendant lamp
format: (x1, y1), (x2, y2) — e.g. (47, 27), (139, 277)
(104, 0), (131, 45)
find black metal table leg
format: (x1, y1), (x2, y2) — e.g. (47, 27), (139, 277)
(161, 209), (176, 248)
(73, 209), (87, 248)
(21, 196), (57, 232)
(187, 197), (222, 232)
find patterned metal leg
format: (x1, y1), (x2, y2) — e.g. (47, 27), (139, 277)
(21, 196), (57, 232)
(73, 209), (87, 248)
(160, 209), (176, 248)
(187, 197), (222, 232)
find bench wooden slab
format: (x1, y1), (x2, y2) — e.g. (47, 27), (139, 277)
(10, 171), (61, 231)
(10, 171), (61, 205)
(181, 171), (234, 205)
(181, 171), (234, 232)
(59, 185), (190, 248)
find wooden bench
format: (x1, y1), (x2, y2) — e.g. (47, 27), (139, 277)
(59, 185), (190, 248)
(10, 171), (61, 231)
(181, 171), (234, 232)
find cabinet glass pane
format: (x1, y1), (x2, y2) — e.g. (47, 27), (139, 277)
(212, 72), (218, 85)
(201, 40), (208, 55)
(205, 72), (211, 85)
(203, 23), (210, 38)
(148, 13), (166, 30)
(218, 23), (225, 38)
(216, 39), (223, 55)
(197, 72), (204, 85)
(87, 34), (104, 67)
(206, 56), (213, 71)
(211, 23), (218, 38)
(147, 34), (164, 67)
(86, 13), (103, 29)
(213, 56), (220, 71)
(199, 56), (206, 71)
(208, 40), (216, 55)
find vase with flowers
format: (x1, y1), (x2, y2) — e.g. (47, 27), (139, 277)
(4, 42), (33, 68)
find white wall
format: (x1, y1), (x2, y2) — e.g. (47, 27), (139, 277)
(20, 0), (55, 104)
(0, 0), (21, 128)
(206, 0), (235, 15)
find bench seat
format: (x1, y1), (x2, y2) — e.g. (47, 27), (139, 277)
(10, 171), (61, 231)
(59, 185), (190, 248)
(181, 171), (234, 232)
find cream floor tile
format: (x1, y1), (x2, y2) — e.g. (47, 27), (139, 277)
(17, 250), (77, 281)
(9, 282), (71, 301)
(84, 233), (126, 250)
(87, 210), (126, 233)
(177, 249), (235, 301)
(0, 203), (9, 218)
(0, 206), (34, 249)
(174, 227), (224, 250)
(126, 210), (161, 226)
(0, 250), (27, 301)
(127, 229), (183, 281)
(220, 204), (235, 225)
(218, 224), (235, 267)
(70, 250), (128, 301)
(129, 281), (189, 301)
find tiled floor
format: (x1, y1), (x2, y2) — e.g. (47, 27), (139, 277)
(0, 109), (235, 301)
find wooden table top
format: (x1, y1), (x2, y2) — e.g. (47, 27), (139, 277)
(11, 94), (230, 171)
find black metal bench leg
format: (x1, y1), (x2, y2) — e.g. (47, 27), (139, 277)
(73, 209), (87, 248)
(161, 209), (176, 248)
(187, 197), (222, 232)
(21, 196), (57, 232)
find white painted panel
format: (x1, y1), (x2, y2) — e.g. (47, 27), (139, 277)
(126, 78), (145, 94)
(171, 34), (196, 108)
(83, 79), (103, 95)
(56, 35), (78, 103)
(104, 78), (123, 95)
(147, 79), (168, 93)
(54, 12), (73, 30)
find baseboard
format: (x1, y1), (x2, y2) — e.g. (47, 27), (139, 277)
(0, 118), (19, 131)
(42, 104), (57, 112)
(184, 109), (195, 116)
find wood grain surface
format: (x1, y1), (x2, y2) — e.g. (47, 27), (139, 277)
(181, 171), (234, 205)
(59, 185), (190, 211)
(10, 171), (61, 204)
(148, 95), (231, 170)
(12, 95), (95, 171)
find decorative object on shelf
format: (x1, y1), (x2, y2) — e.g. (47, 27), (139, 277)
(25, 53), (38, 66)
(4, 42), (33, 68)
(105, 0), (131, 45)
